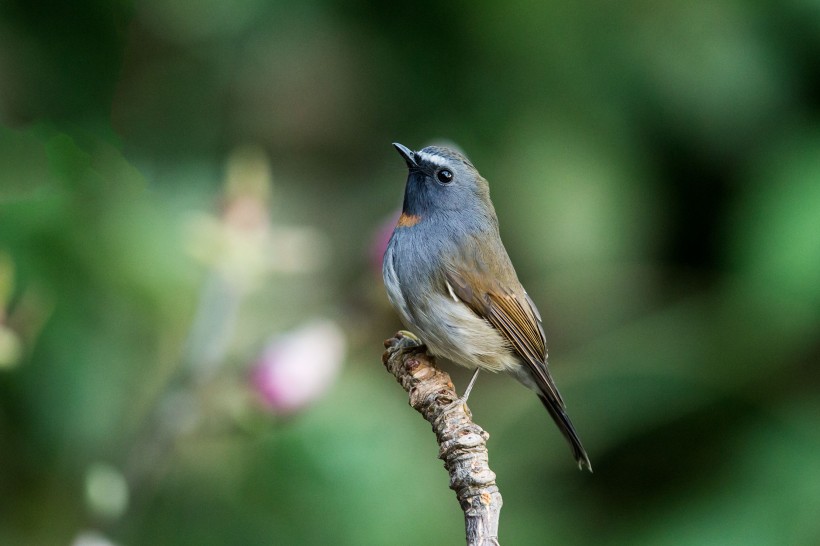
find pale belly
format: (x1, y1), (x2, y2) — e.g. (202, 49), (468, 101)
(401, 291), (519, 374)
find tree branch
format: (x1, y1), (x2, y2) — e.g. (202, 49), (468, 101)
(382, 332), (503, 546)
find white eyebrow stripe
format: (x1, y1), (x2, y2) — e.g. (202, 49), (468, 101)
(417, 151), (448, 168)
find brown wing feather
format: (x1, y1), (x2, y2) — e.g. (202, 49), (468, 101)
(445, 269), (565, 407)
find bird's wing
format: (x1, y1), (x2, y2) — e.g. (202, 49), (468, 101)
(444, 267), (565, 407)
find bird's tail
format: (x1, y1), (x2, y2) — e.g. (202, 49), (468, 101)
(538, 393), (592, 472)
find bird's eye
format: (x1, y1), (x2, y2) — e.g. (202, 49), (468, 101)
(436, 169), (453, 184)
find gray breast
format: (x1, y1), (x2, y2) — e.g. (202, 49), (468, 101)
(382, 238), (413, 327)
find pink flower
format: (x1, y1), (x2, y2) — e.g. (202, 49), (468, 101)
(251, 320), (345, 414)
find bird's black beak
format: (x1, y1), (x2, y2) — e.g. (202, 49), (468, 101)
(392, 142), (418, 169)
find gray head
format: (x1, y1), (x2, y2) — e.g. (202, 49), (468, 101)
(392, 143), (494, 221)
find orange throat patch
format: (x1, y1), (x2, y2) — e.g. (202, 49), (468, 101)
(396, 212), (422, 228)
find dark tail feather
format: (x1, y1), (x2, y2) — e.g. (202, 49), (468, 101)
(538, 394), (592, 472)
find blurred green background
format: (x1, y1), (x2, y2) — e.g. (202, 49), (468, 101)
(1, 0), (819, 544)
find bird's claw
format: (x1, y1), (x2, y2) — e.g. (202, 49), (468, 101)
(442, 395), (471, 417)
(397, 330), (421, 344)
(394, 330), (424, 352)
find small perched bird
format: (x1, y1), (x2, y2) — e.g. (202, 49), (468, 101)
(383, 142), (591, 471)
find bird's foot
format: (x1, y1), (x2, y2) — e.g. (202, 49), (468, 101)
(442, 395), (470, 416)
(394, 330), (424, 352)
(396, 330), (421, 345)
(441, 368), (480, 416)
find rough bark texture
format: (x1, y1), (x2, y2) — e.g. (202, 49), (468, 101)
(382, 332), (503, 546)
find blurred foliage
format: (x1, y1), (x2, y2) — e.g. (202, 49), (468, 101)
(1, 0), (819, 545)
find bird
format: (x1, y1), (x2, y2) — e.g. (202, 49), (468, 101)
(382, 142), (591, 471)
